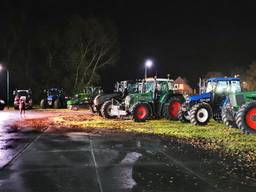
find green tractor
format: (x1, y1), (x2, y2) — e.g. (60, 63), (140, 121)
(102, 77), (185, 122)
(222, 91), (256, 134)
(67, 87), (103, 110)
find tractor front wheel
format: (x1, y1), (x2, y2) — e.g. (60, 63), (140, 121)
(132, 103), (150, 122)
(101, 100), (116, 119)
(236, 101), (256, 134)
(190, 103), (212, 126)
(163, 98), (182, 120)
(222, 104), (237, 128)
(177, 107), (190, 123)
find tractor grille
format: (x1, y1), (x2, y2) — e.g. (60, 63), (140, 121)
(236, 95), (245, 106)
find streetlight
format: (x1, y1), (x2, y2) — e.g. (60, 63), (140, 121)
(144, 59), (153, 79)
(0, 64), (10, 109)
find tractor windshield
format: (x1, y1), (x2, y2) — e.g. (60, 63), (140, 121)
(48, 89), (60, 96)
(206, 80), (241, 94)
(215, 81), (229, 94)
(156, 81), (169, 92)
(17, 91), (28, 96)
(127, 83), (138, 93)
(143, 82), (154, 93)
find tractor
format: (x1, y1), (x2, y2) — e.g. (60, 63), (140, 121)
(40, 88), (67, 109)
(67, 86), (103, 110)
(222, 91), (256, 134)
(0, 99), (5, 110)
(178, 77), (241, 125)
(101, 77), (185, 122)
(91, 80), (139, 116)
(13, 89), (33, 110)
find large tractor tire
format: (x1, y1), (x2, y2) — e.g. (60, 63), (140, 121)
(131, 103), (150, 122)
(0, 105), (4, 110)
(40, 99), (47, 109)
(236, 101), (256, 134)
(177, 107), (190, 123)
(54, 99), (61, 109)
(163, 98), (182, 120)
(101, 100), (116, 119)
(222, 104), (237, 128)
(190, 103), (212, 126)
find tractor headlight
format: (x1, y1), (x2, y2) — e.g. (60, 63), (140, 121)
(125, 96), (131, 107)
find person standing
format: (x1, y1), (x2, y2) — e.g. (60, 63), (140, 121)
(19, 98), (26, 117)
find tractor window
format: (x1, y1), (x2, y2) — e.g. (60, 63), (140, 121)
(216, 81), (229, 94)
(48, 90), (59, 95)
(143, 82), (154, 93)
(127, 84), (138, 93)
(158, 82), (169, 92)
(230, 81), (241, 93)
(206, 82), (217, 92)
(18, 91), (28, 96)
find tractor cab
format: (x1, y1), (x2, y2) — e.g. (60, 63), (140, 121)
(179, 77), (241, 125)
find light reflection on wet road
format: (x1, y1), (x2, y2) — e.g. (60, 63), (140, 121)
(0, 111), (256, 192)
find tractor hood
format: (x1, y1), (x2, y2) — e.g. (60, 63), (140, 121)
(47, 95), (57, 101)
(125, 92), (152, 108)
(187, 92), (212, 102)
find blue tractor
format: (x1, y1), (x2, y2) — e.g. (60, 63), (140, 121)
(178, 77), (241, 125)
(40, 88), (67, 109)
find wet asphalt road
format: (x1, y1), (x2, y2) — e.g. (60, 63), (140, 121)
(0, 111), (256, 192)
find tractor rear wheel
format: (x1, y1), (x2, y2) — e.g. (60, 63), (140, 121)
(163, 98), (182, 120)
(131, 103), (150, 122)
(101, 100), (116, 119)
(190, 103), (212, 126)
(236, 101), (256, 134)
(222, 104), (237, 128)
(54, 99), (61, 109)
(40, 99), (47, 109)
(177, 107), (190, 123)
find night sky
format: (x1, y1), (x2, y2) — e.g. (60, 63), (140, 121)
(1, 0), (256, 94)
